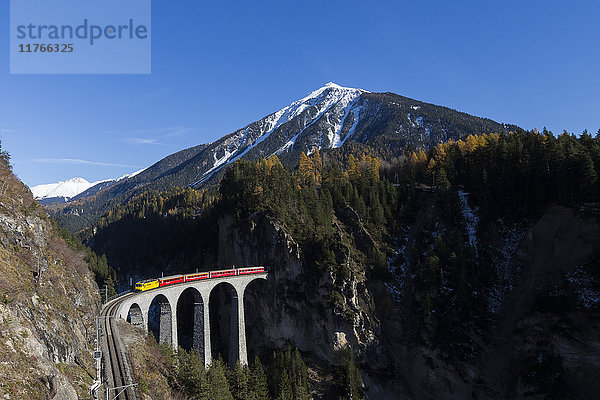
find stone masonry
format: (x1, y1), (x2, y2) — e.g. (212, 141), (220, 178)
(117, 273), (267, 367)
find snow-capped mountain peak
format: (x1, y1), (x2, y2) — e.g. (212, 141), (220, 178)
(30, 168), (146, 201)
(300, 82), (367, 103)
(193, 83), (369, 185)
(30, 177), (94, 200)
(264, 83), (367, 139)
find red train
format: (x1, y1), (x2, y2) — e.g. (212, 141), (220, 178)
(135, 266), (265, 292)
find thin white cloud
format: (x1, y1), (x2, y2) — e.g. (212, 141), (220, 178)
(164, 127), (191, 137)
(113, 126), (191, 144)
(33, 158), (137, 168)
(0, 128), (19, 134)
(122, 137), (162, 145)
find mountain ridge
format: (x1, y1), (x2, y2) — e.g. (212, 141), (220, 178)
(47, 83), (519, 232)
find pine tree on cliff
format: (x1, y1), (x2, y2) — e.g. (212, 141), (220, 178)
(249, 356), (270, 400)
(0, 141), (9, 171)
(344, 354), (364, 400)
(276, 370), (293, 400)
(207, 357), (233, 400)
(228, 360), (249, 400)
(177, 349), (209, 399)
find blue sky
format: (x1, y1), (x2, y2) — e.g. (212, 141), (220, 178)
(1, 0), (599, 186)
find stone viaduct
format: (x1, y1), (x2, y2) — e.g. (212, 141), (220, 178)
(116, 272), (267, 367)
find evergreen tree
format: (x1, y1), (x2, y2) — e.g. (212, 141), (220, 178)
(105, 274), (117, 299)
(207, 357), (234, 400)
(229, 360), (249, 400)
(579, 152), (597, 196)
(0, 141), (10, 167)
(250, 356), (270, 400)
(276, 370), (293, 400)
(177, 349), (209, 399)
(269, 347), (310, 400)
(291, 348), (310, 400)
(344, 354), (364, 399)
(436, 168), (451, 191)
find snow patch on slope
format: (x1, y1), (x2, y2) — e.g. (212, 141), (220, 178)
(276, 133), (300, 155)
(338, 106), (363, 147)
(567, 268), (600, 310)
(329, 95), (362, 148)
(458, 190), (479, 257)
(487, 220), (527, 315)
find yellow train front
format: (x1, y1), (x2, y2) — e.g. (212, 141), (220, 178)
(134, 279), (160, 292)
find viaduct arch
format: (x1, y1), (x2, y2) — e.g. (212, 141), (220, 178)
(117, 272), (267, 367)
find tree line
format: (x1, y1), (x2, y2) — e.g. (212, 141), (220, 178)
(383, 129), (600, 219)
(157, 345), (311, 400)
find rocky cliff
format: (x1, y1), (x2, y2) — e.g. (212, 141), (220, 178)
(215, 198), (600, 399)
(373, 198), (600, 399)
(216, 212), (381, 397)
(0, 154), (101, 399)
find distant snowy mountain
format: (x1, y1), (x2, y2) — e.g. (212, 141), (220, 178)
(31, 169), (145, 205)
(31, 177), (96, 201)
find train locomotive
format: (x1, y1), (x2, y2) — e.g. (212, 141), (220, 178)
(134, 266), (265, 292)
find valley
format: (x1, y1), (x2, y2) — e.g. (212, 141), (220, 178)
(2, 85), (599, 399)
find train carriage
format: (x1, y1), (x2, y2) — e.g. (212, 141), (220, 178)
(184, 272), (210, 282)
(159, 275), (185, 287)
(209, 269), (237, 278)
(134, 266), (265, 293)
(238, 266), (265, 275)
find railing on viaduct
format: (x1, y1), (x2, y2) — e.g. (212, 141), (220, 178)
(115, 268), (268, 367)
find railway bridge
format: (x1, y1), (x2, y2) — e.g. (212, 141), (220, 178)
(115, 270), (267, 367)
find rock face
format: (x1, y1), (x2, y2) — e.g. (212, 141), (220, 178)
(376, 201), (600, 400)
(0, 159), (100, 399)
(215, 200), (600, 399)
(217, 213), (378, 366)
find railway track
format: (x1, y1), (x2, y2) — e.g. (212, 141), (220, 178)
(101, 294), (136, 400)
